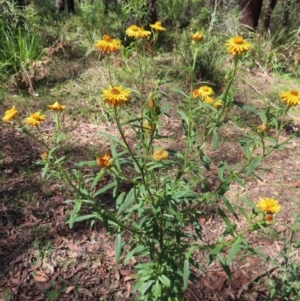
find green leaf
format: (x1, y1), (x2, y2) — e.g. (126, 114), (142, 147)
(41, 164), (49, 179)
(226, 236), (242, 265)
(245, 155), (262, 177)
(218, 161), (225, 181)
(217, 254), (233, 280)
(91, 169), (106, 190)
(218, 208), (235, 233)
(159, 275), (171, 287)
(178, 110), (189, 124)
(75, 160), (97, 167)
(93, 181), (116, 197)
(212, 129), (219, 150)
(183, 259), (190, 289)
(222, 196), (238, 219)
(124, 245), (147, 265)
(154, 280), (161, 300)
(117, 187), (135, 214)
(99, 132), (126, 147)
(114, 234), (122, 264)
(54, 156), (66, 165)
(234, 204), (249, 220)
(116, 192), (126, 209)
(141, 280), (155, 295)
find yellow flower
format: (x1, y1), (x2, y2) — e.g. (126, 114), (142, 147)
(226, 36), (251, 56)
(48, 101), (66, 111)
(41, 151), (48, 160)
(150, 21), (165, 31)
(203, 96), (214, 104)
(97, 152), (112, 168)
(101, 85), (131, 107)
(125, 25), (151, 39)
(257, 198), (281, 214)
(2, 106), (18, 122)
(191, 32), (204, 42)
(153, 149), (168, 161)
(257, 123), (269, 133)
(25, 112), (45, 127)
(280, 90), (300, 107)
(94, 35), (121, 54)
(197, 86), (214, 98)
(213, 100), (223, 109)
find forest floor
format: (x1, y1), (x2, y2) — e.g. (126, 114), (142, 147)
(1, 42), (300, 301)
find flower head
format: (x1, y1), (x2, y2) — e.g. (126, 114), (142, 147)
(150, 21), (165, 31)
(191, 32), (204, 42)
(203, 96), (214, 104)
(25, 112), (45, 127)
(101, 85), (131, 107)
(196, 86), (214, 98)
(2, 106), (18, 122)
(213, 100), (223, 109)
(265, 214), (274, 224)
(257, 198), (281, 214)
(226, 36), (251, 56)
(94, 35), (121, 54)
(41, 151), (48, 160)
(48, 101), (66, 111)
(97, 152), (112, 168)
(125, 25), (151, 39)
(280, 90), (300, 107)
(153, 149), (168, 161)
(257, 123), (269, 134)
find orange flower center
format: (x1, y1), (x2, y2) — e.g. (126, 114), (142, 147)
(103, 35), (111, 42)
(290, 90), (298, 96)
(111, 88), (120, 95)
(234, 36), (244, 44)
(131, 25), (139, 32)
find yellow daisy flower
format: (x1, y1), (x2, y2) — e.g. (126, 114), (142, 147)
(203, 96), (214, 104)
(48, 101), (66, 111)
(226, 36), (251, 56)
(25, 112), (45, 127)
(257, 198), (281, 214)
(101, 85), (131, 107)
(150, 21), (165, 31)
(2, 106), (18, 122)
(153, 149), (168, 161)
(125, 25), (151, 39)
(191, 32), (204, 42)
(94, 35), (121, 54)
(280, 90), (300, 107)
(213, 100), (223, 109)
(97, 152), (112, 168)
(198, 86), (214, 98)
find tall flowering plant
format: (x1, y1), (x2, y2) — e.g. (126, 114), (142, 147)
(3, 28), (300, 300)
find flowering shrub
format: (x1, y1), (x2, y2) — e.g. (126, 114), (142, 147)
(3, 27), (300, 300)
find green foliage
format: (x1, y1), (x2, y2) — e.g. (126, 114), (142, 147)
(0, 23), (44, 80)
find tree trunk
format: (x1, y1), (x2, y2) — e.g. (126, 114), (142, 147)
(282, 0), (291, 27)
(264, 0), (278, 29)
(239, 0), (263, 29)
(147, 0), (157, 24)
(56, 0), (75, 13)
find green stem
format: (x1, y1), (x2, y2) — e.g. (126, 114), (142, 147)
(113, 106), (153, 200)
